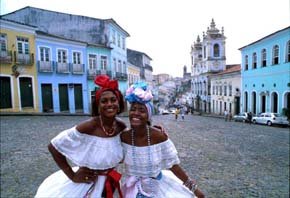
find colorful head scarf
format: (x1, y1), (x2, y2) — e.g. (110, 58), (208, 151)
(94, 75), (121, 105)
(125, 82), (154, 121)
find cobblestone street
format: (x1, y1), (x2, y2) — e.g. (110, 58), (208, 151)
(0, 115), (289, 198)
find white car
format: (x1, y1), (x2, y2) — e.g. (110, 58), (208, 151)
(233, 112), (249, 122)
(252, 113), (289, 126)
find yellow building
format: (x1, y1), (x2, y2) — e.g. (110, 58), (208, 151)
(127, 61), (140, 86)
(0, 19), (39, 112)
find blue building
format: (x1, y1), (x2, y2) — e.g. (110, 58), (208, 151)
(3, 6), (130, 112)
(239, 26), (290, 114)
(36, 31), (89, 113)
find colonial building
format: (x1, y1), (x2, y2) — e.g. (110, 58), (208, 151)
(190, 19), (226, 113)
(127, 61), (140, 86)
(35, 31), (89, 113)
(210, 64), (241, 115)
(127, 48), (153, 87)
(239, 26), (290, 114)
(2, 6), (130, 108)
(0, 19), (39, 112)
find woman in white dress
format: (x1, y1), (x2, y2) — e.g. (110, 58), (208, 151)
(35, 75), (126, 198)
(121, 82), (205, 198)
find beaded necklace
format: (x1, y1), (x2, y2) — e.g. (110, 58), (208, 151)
(131, 125), (154, 198)
(99, 116), (116, 136)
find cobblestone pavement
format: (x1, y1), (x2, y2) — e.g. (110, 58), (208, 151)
(0, 115), (289, 198)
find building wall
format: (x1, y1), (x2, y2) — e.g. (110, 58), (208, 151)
(0, 20), (39, 112)
(211, 72), (241, 115)
(240, 27), (290, 114)
(36, 35), (89, 113)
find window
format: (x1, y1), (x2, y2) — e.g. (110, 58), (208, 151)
(40, 47), (50, 62)
(219, 85), (222, 96)
(73, 52), (81, 64)
(113, 58), (117, 71)
(0, 34), (7, 52)
(100, 56), (107, 70)
(122, 37), (125, 50)
(213, 44), (220, 57)
(245, 55), (248, 70)
(117, 34), (121, 47)
(212, 86), (215, 95)
(224, 85), (227, 96)
(272, 45), (279, 65)
(252, 52), (257, 69)
(286, 40), (290, 62)
(229, 84), (232, 96)
(203, 46), (206, 58)
(261, 49), (267, 67)
(57, 49), (67, 63)
(17, 37), (29, 54)
(118, 60), (122, 72)
(216, 86), (218, 95)
(112, 30), (116, 44)
(123, 61), (126, 73)
(88, 54), (97, 70)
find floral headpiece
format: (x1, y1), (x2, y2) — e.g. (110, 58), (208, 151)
(125, 82), (154, 122)
(125, 82), (153, 104)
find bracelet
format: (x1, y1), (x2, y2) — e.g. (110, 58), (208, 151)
(183, 178), (197, 192)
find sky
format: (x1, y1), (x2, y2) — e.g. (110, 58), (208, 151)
(1, 0), (289, 77)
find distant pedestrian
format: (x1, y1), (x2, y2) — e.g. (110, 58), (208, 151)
(181, 106), (186, 121)
(247, 112), (253, 124)
(175, 108), (180, 120)
(229, 112), (233, 121)
(224, 110), (228, 121)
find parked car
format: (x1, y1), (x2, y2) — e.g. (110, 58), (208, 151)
(161, 109), (170, 115)
(252, 112), (289, 126)
(233, 112), (249, 122)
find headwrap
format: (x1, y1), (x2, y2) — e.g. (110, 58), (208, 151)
(125, 82), (154, 121)
(94, 75), (121, 105)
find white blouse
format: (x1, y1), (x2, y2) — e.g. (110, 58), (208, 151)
(51, 126), (123, 170)
(122, 139), (180, 178)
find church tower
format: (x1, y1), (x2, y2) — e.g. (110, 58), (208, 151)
(190, 19), (226, 113)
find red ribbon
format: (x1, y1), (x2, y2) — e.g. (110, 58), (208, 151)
(103, 169), (123, 198)
(83, 169), (123, 198)
(94, 75), (120, 105)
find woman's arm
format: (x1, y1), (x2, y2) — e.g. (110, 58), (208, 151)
(48, 143), (75, 180)
(170, 164), (205, 198)
(48, 143), (97, 183)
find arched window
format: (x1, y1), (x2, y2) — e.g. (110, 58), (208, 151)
(261, 49), (267, 67)
(272, 45), (279, 65)
(252, 52), (257, 69)
(245, 55), (248, 70)
(286, 40), (290, 62)
(213, 44), (220, 57)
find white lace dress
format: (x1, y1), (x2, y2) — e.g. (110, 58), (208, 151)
(35, 126), (123, 198)
(121, 139), (195, 198)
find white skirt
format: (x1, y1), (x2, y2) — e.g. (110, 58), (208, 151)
(122, 170), (196, 198)
(35, 167), (106, 198)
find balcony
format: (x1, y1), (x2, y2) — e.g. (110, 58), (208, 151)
(87, 69), (112, 79)
(71, 63), (84, 74)
(14, 51), (34, 65)
(56, 62), (69, 73)
(0, 50), (13, 64)
(115, 72), (128, 81)
(38, 61), (53, 72)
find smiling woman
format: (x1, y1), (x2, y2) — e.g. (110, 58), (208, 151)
(120, 82), (205, 198)
(35, 75), (126, 198)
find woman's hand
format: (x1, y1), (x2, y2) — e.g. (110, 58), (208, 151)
(194, 188), (205, 198)
(71, 167), (98, 184)
(153, 125), (168, 137)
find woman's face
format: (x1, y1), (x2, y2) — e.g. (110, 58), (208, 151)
(129, 103), (148, 127)
(98, 91), (119, 118)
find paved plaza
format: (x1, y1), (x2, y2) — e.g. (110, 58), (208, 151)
(0, 114), (289, 197)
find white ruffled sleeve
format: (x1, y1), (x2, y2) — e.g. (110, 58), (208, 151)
(51, 126), (123, 170)
(160, 139), (180, 169)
